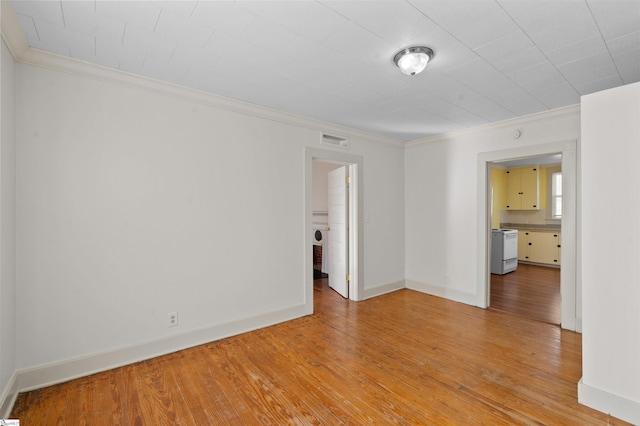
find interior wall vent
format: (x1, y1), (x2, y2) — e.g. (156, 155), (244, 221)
(321, 133), (349, 149)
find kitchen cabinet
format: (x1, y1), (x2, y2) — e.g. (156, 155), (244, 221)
(528, 232), (560, 265)
(517, 230), (561, 265)
(517, 230), (530, 261)
(506, 166), (540, 210)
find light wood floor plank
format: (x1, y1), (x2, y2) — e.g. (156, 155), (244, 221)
(10, 278), (629, 425)
(490, 263), (561, 324)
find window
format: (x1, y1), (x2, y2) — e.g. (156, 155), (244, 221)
(551, 171), (562, 218)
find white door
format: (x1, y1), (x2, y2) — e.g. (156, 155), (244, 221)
(328, 166), (349, 298)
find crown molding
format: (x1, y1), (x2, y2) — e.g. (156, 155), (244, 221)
(4, 0), (580, 150)
(0, 1), (401, 149)
(1, 0), (28, 59)
(3, 0), (576, 151)
(404, 104), (581, 147)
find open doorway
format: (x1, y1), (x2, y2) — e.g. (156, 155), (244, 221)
(488, 155), (562, 325)
(476, 139), (577, 331)
(312, 160), (351, 298)
(304, 148), (363, 314)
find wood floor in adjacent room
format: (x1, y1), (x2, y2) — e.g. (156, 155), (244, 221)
(490, 263), (561, 325)
(11, 279), (628, 425)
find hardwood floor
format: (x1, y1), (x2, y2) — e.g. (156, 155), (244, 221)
(11, 279), (629, 425)
(490, 263), (561, 325)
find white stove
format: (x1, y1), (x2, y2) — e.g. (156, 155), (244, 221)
(491, 229), (518, 275)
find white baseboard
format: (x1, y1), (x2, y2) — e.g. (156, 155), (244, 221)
(578, 378), (640, 424)
(12, 304), (308, 397)
(575, 317), (583, 333)
(0, 372), (18, 418)
(405, 279), (477, 306)
(362, 280), (405, 300)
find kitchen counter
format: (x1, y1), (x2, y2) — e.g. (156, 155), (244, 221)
(500, 223), (561, 232)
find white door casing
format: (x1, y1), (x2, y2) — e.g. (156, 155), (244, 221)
(477, 139), (577, 331)
(304, 147), (363, 313)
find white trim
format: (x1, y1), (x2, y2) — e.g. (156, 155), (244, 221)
(0, 372), (18, 419)
(305, 148), (364, 304)
(23, 47), (398, 146)
(559, 144), (578, 330)
(347, 163), (359, 300)
(578, 378), (640, 425)
(362, 280), (406, 300)
(476, 140), (579, 331)
(11, 304), (306, 394)
(406, 105), (581, 148)
(405, 279), (477, 306)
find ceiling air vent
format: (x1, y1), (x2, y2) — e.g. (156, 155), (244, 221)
(321, 133), (349, 149)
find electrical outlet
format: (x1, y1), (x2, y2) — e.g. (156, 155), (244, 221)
(168, 312), (178, 327)
(443, 274), (450, 284)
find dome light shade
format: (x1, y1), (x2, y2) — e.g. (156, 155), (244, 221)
(393, 46), (434, 76)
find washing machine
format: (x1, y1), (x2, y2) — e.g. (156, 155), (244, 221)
(312, 224), (329, 274)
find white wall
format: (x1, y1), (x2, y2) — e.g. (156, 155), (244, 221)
(404, 107), (580, 308)
(0, 38), (17, 413)
(579, 82), (640, 424)
(15, 63), (405, 383)
(361, 140), (405, 290)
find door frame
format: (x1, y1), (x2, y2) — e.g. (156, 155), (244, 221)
(476, 139), (578, 331)
(305, 148), (363, 313)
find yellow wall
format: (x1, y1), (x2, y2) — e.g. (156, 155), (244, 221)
(490, 166), (507, 228)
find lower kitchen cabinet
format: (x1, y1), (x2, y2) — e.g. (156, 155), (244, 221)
(517, 231), (530, 261)
(517, 230), (561, 266)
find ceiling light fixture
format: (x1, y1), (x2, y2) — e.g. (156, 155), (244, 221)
(393, 46), (434, 76)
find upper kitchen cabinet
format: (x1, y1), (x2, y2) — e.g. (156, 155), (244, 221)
(505, 166), (540, 210)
